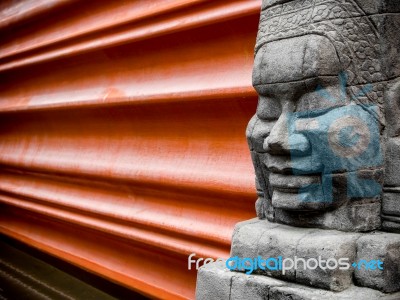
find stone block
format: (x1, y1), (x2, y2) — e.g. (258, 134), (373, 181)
(230, 273), (283, 300)
(274, 200), (381, 232)
(231, 219), (310, 281)
(196, 261), (400, 300)
(355, 233), (400, 293)
(255, 225), (310, 280)
(385, 138), (400, 186)
(195, 261), (231, 300)
(382, 192), (400, 216)
(269, 285), (397, 300)
(231, 218), (279, 259)
(230, 219), (363, 291)
(382, 221), (400, 233)
(384, 80), (400, 137)
(321, 201), (381, 232)
(296, 231), (359, 291)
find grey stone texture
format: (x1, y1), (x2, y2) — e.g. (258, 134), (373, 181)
(196, 261), (400, 300)
(355, 233), (400, 293)
(195, 260), (232, 300)
(273, 200), (382, 232)
(370, 13), (400, 79)
(197, 0), (400, 298)
(385, 81), (400, 138)
(382, 192), (400, 217)
(295, 230), (358, 291)
(385, 138), (400, 187)
(230, 273), (280, 300)
(354, 0), (400, 14)
(231, 219), (361, 292)
(382, 221), (400, 233)
(231, 219), (400, 294)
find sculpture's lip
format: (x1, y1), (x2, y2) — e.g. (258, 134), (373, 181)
(264, 154), (323, 174)
(273, 187), (300, 193)
(269, 173), (320, 192)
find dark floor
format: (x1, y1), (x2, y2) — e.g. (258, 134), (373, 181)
(0, 234), (150, 300)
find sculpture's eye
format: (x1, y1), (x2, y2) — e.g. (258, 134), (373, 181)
(295, 77), (347, 112)
(256, 95), (281, 121)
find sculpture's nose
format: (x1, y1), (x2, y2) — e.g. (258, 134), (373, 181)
(263, 112), (310, 156)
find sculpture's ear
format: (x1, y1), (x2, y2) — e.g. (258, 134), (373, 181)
(385, 80), (400, 137)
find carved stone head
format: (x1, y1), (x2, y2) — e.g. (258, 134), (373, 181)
(247, 0), (400, 232)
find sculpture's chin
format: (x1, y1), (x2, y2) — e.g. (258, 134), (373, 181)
(269, 172), (347, 211)
(269, 168), (383, 212)
(271, 189), (339, 211)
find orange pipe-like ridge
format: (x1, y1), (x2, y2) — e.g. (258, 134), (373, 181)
(0, 1), (261, 299)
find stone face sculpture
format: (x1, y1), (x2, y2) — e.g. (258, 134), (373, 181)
(196, 1), (400, 299)
(247, 0), (399, 233)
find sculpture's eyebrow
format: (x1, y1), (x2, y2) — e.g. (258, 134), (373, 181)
(253, 76), (337, 87)
(253, 81), (304, 88)
(253, 81), (306, 97)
